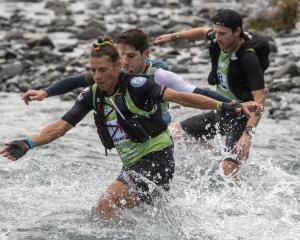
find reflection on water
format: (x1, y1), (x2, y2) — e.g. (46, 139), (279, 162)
(0, 93), (299, 240)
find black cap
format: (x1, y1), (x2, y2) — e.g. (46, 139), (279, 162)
(212, 9), (243, 30)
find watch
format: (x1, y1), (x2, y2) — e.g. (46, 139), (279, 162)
(245, 126), (256, 137)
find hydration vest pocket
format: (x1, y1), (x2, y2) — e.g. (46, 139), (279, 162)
(117, 116), (151, 143)
(93, 112), (115, 149)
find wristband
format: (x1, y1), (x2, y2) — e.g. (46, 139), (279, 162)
(216, 101), (222, 111)
(175, 32), (181, 40)
(43, 88), (51, 97)
(24, 137), (35, 149)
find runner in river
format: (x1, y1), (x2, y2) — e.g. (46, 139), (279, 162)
(154, 9), (267, 176)
(0, 37), (259, 220)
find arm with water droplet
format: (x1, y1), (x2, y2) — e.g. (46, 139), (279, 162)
(0, 120), (73, 161)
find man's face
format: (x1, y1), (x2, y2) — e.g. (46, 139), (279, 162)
(90, 56), (121, 94)
(117, 43), (148, 74)
(213, 24), (240, 52)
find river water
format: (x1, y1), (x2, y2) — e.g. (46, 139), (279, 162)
(1, 0), (300, 239)
(1, 91), (299, 240)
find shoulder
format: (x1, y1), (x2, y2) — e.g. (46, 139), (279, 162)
(84, 72), (94, 85)
(239, 47), (259, 63)
(128, 74), (153, 88)
(154, 68), (174, 77)
(154, 68), (178, 83)
(237, 40), (259, 60)
(76, 86), (92, 102)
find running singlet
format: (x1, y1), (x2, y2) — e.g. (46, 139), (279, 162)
(216, 50), (238, 100)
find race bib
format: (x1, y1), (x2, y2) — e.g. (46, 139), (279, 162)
(106, 119), (128, 144)
(217, 70), (228, 90)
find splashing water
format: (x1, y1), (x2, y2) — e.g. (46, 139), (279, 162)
(0, 0), (300, 238)
(0, 92), (299, 240)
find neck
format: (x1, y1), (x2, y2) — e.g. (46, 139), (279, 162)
(105, 74), (120, 96)
(223, 37), (244, 53)
(106, 88), (115, 96)
(141, 63), (147, 74)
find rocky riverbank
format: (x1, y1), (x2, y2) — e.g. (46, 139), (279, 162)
(0, 0), (299, 120)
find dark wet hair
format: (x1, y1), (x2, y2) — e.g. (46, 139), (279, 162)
(90, 36), (119, 62)
(116, 28), (149, 54)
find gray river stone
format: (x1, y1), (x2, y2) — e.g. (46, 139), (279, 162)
(272, 62), (300, 79)
(0, 62), (24, 80)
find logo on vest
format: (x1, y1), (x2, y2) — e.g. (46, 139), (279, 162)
(77, 93), (83, 101)
(130, 76), (147, 88)
(104, 105), (113, 116)
(77, 87), (89, 101)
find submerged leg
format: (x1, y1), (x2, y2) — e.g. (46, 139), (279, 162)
(97, 180), (138, 220)
(222, 158), (240, 177)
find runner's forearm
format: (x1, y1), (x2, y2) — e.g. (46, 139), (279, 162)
(31, 120), (73, 147)
(174, 27), (209, 41)
(245, 89), (266, 127)
(163, 88), (218, 109)
(193, 87), (231, 103)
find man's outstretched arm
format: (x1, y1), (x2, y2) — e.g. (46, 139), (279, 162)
(22, 74), (93, 105)
(162, 88), (260, 118)
(193, 87), (232, 103)
(153, 27), (210, 45)
(233, 89), (266, 160)
(0, 120), (73, 160)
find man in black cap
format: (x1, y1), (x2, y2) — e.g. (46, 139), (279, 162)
(154, 9), (267, 177)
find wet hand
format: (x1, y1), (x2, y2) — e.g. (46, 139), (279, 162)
(0, 140), (29, 161)
(21, 89), (48, 105)
(241, 101), (264, 117)
(230, 101), (261, 118)
(233, 133), (252, 161)
(168, 122), (183, 140)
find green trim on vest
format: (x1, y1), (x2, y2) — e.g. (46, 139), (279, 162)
(161, 101), (169, 112)
(245, 48), (255, 53)
(92, 83), (97, 112)
(124, 91), (156, 117)
(144, 64), (170, 113)
(144, 64), (157, 75)
(91, 82), (172, 167)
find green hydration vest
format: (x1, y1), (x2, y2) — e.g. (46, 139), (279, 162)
(207, 31), (269, 101)
(92, 76), (172, 168)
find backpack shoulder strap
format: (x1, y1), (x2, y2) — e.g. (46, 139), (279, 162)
(92, 84), (98, 111)
(92, 84), (106, 112)
(118, 72), (131, 95)
(235, 38), (255, 59)
(144, 64), (157, 75)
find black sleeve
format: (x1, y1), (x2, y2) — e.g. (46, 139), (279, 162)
(240, 52), (265, 91)
(193, 87), (231, 103)
(142, 78), (166, 100)
(45, 73), (91, 97)
(128, 76), (165, 100)
(61, 87), (93, 126)
(127, 75), (166, 111)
